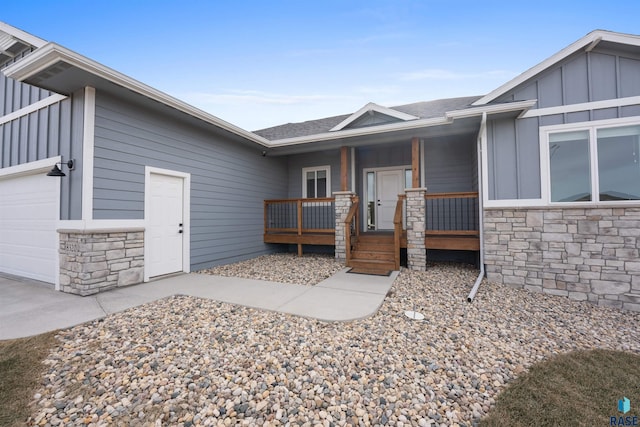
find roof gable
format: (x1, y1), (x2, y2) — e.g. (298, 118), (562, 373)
(473, 30), (640, 106)
(330, 102), (418, 131)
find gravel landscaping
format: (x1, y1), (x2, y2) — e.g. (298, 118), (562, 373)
(28, 256), (640, 426)
(199, 253), (343, 285)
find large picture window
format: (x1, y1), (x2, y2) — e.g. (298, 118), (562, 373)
(546, 122), (640, 203)
(302, 166), (330, 198)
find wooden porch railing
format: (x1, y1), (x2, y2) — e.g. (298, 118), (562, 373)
(424, 191), (480, 251)
(344, 195), (360, 266)
(264, 198), (335, 255)
(392, 194), (406, 270)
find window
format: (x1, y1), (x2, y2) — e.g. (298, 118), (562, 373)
(546, 122), (640, 203)
(302, 166), (330, 198)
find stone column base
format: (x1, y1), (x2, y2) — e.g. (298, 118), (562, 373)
(334, 191), (354, 262)
(406, 188), (427, 271)
(58, 228), (145, 296)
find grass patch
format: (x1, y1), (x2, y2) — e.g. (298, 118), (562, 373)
(481, 349), (640, 427)
(0, 331), (57, 427)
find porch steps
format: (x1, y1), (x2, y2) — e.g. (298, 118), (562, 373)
(348, 234), (397, 275)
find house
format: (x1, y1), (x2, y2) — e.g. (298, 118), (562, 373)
(1, 22), (639, 311)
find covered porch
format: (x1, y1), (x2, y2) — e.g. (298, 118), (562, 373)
(261, 105), (486, 273)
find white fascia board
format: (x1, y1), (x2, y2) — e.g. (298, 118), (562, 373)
(473, 30), (640, 106)
(3, 43), (271, 148)
(446, 99), (537, 119)
(268, 100), (536, 147)
(330, 102), (420, 131)
(270, 116), (453, 146)
(0, 21), (47, 49)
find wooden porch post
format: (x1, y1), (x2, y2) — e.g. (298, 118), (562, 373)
(340, 146), (348, 191)
(411, 137), (420, 188)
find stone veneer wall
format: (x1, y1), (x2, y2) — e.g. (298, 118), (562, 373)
(58, 228), (144, 296)
(484, 207), (640, 312)
(406, 188), (427, 271)
(333, 192), (354, 262)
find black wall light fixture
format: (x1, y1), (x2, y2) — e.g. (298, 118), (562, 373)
(47, 159), (75, 177)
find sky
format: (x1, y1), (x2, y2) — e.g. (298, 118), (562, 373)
(2, 1), (639, 130)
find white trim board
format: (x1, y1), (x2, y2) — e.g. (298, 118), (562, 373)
(520, 95), (640, 119)
(82, 86), (96, 221)
(143, 166), (191, 282)
(0, 156), (60, 179)
(0, 94), (67, 126)
(57, 220), (146, 231)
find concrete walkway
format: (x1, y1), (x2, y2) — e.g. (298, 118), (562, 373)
(0, 269), (398, 340)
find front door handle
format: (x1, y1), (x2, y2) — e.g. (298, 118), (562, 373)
(178, 223), (183, 234)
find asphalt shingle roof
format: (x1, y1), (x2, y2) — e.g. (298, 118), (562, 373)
(254, 95), (482, 141)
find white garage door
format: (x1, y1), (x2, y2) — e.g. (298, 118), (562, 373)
(0, 172), (59, 283)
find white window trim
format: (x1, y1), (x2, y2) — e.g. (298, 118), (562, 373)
(540, 116), (640, 206)
(302, 165), (331, 198)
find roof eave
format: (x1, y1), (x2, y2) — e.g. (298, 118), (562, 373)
(472, 30), (640, 106)
(268, 100), (537, 147)
(2, 42), (271, 148)
(0, 21), (47, 49)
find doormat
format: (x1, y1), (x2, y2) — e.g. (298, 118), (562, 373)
(347, 268), (392, 277)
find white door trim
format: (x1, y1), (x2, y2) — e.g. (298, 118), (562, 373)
(144, 166), (191, 282)
(362, 165), (410, 231)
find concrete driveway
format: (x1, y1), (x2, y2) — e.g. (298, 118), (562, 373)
(0, 269), (397, 340)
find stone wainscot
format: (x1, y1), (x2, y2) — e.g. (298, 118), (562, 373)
(58, 228), (144, 295)
(484, 207), (640, 312)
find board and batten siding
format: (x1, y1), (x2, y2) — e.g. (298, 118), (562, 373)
(487, 47), (640, 200)
(93, 92), (288, 270)
(0, 51), (85, 220)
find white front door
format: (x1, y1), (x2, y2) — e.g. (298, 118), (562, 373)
(376, 169), (405, 229)
(147, 173), (184, 278)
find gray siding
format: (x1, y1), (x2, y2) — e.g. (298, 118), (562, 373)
(499, 49), (640, 106)
(0, 51), (84, 220)
(286, 150), (341, 198)
(488, 46), (640, 200)
(424, 136), (475, 193)
(93, 91), (287, 269)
